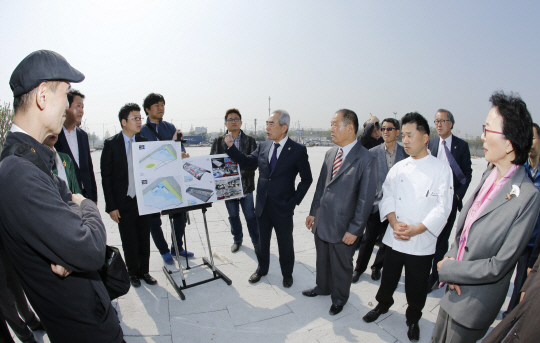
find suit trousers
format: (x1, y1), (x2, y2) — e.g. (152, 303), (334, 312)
(429, 200), (458, 284)
(118, 196), (151, 277)
(314, 232), (356, 306)
(431, 307), (489, 343)
(354, 212), (388, 274)
(504, 246), (533, 315)
(256, 203), (294, 278)
(376, 247), (432, 324)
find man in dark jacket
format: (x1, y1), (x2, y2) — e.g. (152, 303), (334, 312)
(210, 109), (259, 253)
(359, 113), (384, 149)
(139, 93), (193, 264)
(101, 103), (156, 288)
(0, 50), (122, 342)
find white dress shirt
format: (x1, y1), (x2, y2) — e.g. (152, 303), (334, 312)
(338, 139), (357, 161)
(379, 154), (453, 256)
(62, 126), (80, 167)
(268, 136), (289, 163)
(436, 134), (453, 164)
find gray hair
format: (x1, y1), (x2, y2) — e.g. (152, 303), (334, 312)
(273, 110), (290, 132)
(436, 108), (455, 126)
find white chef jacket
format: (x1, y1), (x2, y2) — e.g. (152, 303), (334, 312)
(379, 153), (453, 256)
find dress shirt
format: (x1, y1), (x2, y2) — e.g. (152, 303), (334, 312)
(9, 123), (28, 135)
(62, 126), (80, 167)
(529, 158), (539, 179)
(232, 131), (242, 150)
(379, 154), (453, 256)
(268, 136), (289, 163)
(436, 134), (453, 163)
(385, 143), (397, 169)
(338, 139), (357, 161)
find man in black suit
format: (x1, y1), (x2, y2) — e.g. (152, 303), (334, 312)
(101, 103), (157, 288)
(426, 109), (472, 292)
(225, 110), (313, 288)
(304, 109), (377, 315)
(55, 89), (98, 202)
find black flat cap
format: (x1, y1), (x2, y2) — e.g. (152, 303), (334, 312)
(9, 50), (85, 97)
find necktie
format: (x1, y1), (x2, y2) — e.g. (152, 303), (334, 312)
(332, 148), (343, 178)
(443, 140), (466, 185)
(127, 139), (136, 197)
(270, 143), (280, 171)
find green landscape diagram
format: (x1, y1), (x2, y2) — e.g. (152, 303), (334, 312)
(143, 176), (183, 209)
(139, 144), (177, 171)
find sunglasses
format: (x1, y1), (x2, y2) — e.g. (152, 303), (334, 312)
(381, 127), (396, 132)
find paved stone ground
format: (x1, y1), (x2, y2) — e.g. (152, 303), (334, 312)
(14, 147), (512, 343)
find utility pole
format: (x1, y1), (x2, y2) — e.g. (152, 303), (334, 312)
(393, 112), (397, 119)
(254, 118), (257, 135)
(268, 96), (271, 116)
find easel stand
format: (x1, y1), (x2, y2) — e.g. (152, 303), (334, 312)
(161, 203), (232, 300)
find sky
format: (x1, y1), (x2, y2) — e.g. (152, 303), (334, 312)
(1, 0), (539, 139)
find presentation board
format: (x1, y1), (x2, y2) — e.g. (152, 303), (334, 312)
(132, 141), (244, 215)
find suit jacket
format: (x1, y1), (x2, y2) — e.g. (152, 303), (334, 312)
(483, 254), (540, 343)
(309, 143), (378, 243)
(438, 166), (540, 329)
(226, 138), (312, 217)
(428, 135), (472, 210)
(101, 132), (147, 213)
(55, 127), (98, 202)
(369, 143), (407, 213)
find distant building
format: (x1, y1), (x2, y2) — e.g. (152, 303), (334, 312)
(195, 127), (207, 134)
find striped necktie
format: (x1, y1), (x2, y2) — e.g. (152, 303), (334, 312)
(332, 148), (343, 178)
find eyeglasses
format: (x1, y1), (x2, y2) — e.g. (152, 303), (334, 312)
(434, 120), (451, 125)
(381, 127), (396, 132)
(127, 116), (142, 122)
(483, 125), (503, 136)
(226, 118), (241, 122)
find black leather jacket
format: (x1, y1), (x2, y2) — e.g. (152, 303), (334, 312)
(210, 130), (258, 194)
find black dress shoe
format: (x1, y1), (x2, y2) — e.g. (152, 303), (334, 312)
(407, 322), (420, 342)
(302, 288), (319, 297)
(130, 276), (141, 288)
(140, 273), (157, 285)
(231, 242), (242, 253)
(283, 276), (293, 288)
(363, 306), (388, 323)
(352, 270), (361, 283)
(371, 268), (381, 281)
(248, 272), (265, 283)
(329, 304), (343, 316)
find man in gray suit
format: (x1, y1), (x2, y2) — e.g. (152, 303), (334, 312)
(352, 118), (407, 283)
(304, 109), (378, 315)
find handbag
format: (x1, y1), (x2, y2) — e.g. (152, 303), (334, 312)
(98, 246), (130, 300)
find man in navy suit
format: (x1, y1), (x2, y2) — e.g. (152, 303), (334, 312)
(55, 90), (98, 202)
(426, 109), (472, 292)
(101, 103), (157, 288)
(225, 110), (313, 288)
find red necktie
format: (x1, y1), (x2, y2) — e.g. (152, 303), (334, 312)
(332, 148), (343, 178)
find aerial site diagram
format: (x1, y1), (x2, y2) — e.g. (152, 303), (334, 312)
(143, 176), (183, 209)
(186, 187), (214, 202)
(139, 144), (177, 172)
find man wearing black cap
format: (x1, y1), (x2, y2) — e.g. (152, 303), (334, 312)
(0, 50), (123, 342)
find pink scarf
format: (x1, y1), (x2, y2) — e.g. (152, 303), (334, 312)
(456, 164), (518, 260)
